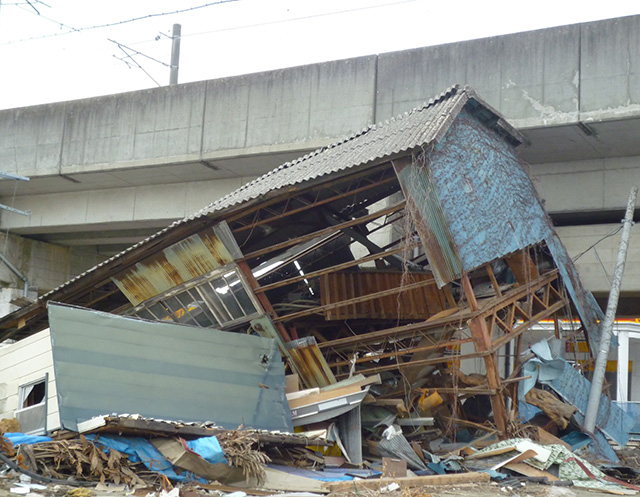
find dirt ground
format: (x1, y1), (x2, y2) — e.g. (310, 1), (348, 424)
(330, 482), (626, 497)
(0, 478), (629, 497)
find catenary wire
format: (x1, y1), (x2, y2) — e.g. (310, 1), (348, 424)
(1, 0), (241, 45)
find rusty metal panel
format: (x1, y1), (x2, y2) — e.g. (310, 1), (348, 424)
(395, 107), (604, 344)
(319, 271), (449, 321)
(285, 336), (336, 388)
(112, 222), (240, 306)
(395, 108), (553, 286)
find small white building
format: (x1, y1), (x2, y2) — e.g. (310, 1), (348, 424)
(0, 329), (59, 434)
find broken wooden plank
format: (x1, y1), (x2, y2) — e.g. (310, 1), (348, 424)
(535, 426), (572, 450)
(490, 449), (538, 471)
(382, 458), (407, 478)
(503, 462), (559, 481)
(325, 472), (490, 492)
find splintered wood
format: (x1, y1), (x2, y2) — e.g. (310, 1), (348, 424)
(17, 435), (148, 485)
(216, 428), (271, 483)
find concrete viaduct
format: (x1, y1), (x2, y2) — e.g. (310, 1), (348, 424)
(1, 14), (640, 314)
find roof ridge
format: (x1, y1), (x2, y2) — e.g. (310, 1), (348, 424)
(193, 84), (466, 218)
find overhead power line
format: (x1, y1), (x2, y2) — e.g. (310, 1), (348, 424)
(1, 0), (240, 45)
(183, 0), (418, 40)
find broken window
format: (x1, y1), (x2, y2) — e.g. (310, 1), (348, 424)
(130, 263), (262, 329)
(16, 376), (48, 435)
(20, 380), (45, 408)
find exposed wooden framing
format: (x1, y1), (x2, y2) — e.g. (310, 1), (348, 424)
(319, 316), (469, 350)
(478, 271), (560, 319)
(486, 263), (502, 297)
(236, 260), (292, 342)
(462, 273), (508, 437)
(490, 300), (567, 353)
(328, 337), (475, 368)
(242, 201), (406, 262)
(229, 166), (398, 233)
(441, 417), (498, 432)
(319, 271), (561, 355)
(273, 277), (439, 323)
(424, 387), (497, 395)
(254, 232), (343, 281)
(255, 240), (421, 294)
(325, 472), (490, 492)
(505, 251), (539, 285)
(335, 349), (491, 379)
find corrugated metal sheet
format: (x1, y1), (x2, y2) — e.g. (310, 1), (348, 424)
(47, 303), (293, 433)
(112, 223), (240, 306)
(546, 359), (634, 447)
(394, 106), (605, 340)
(396, 107), (553, 287)
(284, 336), (336, 388)
(319, 271), (449, 320)
(36, 86), (509, 305)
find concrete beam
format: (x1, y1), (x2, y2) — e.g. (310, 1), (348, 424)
(0, 176), (253, 235)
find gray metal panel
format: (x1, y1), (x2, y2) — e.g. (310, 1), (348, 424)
(47, 303), (293, 433)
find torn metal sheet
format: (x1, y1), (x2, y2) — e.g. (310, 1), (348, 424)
(521, 341), (633, 447)
(545, 232), (606, 346)
(47, 303), (293, 433)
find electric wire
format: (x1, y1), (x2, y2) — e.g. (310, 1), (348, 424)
(114, 43), (161, 86)
(2, 0), (416, 47)
(14, 0), (80, 33)
(572, 224), (623, 262)
(109, 38), (171, 67)
(1, 0), (241, 45)
(181, 0), (418, 41)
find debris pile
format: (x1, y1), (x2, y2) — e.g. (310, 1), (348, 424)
(1, 86), (639, 495)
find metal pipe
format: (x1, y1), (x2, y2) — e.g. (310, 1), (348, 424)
(583, 186), (638, 434)
(0, 252), (29, 297)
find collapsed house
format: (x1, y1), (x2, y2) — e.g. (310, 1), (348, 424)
(0, 85), (620, 450)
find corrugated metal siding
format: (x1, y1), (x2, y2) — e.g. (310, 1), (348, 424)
(319, 271), (449, 320)
(394, 160), (463, 287)
(112, 225), (238, 306)
(284, 336), (336, 388)
(47, 303), (293, 433)
(398, 108), (553, 285)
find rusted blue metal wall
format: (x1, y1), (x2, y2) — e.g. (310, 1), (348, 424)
(395, 106), (604, 342)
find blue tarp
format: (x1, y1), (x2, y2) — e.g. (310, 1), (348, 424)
(86, 435), (225, 482)
(185, 436), (225, 465)
(4, 433), (52, 445)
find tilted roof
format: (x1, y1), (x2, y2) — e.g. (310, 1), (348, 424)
(0, 84), (525, 339)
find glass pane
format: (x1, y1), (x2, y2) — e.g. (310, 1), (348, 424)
(211, 277), (243, 319)
(197, 284), (232, 324)
(176, 292), (217, 328)
(184, 289), (220, 327)
(147, 302), (172, 322)
(135, 309), (156, 321)
(231, 283), (257, 316)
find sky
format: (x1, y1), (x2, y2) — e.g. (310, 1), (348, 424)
(0, 0), (639, 110)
